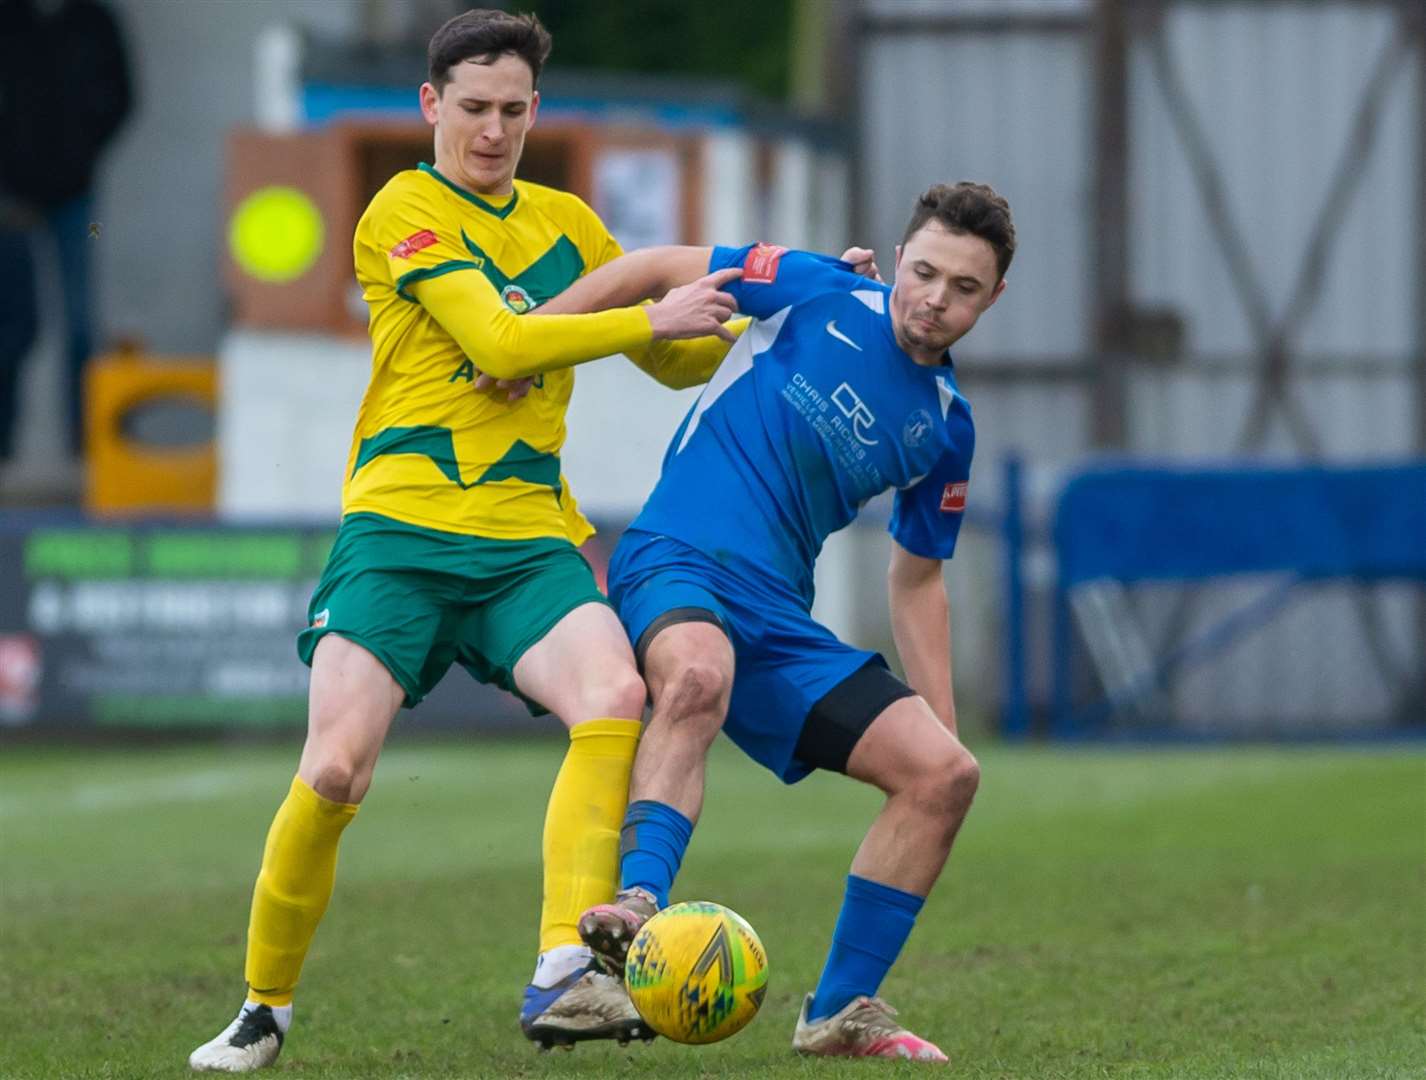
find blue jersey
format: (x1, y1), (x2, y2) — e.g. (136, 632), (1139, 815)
(627, 243), (975, 603)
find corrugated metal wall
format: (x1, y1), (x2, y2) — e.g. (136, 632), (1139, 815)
(1126, 2), (1419, 458)
(862, 24), (1092, 361)
(856, 0), (1424, 731)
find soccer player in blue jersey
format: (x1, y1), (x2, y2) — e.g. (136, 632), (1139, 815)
(538, 182), (1014, 1062)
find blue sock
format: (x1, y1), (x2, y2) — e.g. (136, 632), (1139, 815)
(807, 874), (925, 1022)
(619, 800), (693, 909)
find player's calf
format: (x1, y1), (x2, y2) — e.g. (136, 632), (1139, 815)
(188, 1002), (289, 1073)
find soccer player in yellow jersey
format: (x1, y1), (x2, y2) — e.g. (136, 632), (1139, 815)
(189, 9), (744, 1071)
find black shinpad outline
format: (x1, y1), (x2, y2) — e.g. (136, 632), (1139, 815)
(794, 658), (916, 774)
(633, 606), (727, 670)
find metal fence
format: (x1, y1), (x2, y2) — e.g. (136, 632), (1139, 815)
(851, 0), (1425, 734)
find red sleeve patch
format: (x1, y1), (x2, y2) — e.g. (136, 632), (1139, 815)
(940, 482), (968, 513)
(390, 229), (438, 260)
(742, 243), (787, 284)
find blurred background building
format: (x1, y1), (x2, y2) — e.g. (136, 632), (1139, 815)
(0, 0), (1421, 740)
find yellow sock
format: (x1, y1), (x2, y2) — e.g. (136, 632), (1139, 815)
(244, 775), (359, 1006)
(539, 717), (641, 952)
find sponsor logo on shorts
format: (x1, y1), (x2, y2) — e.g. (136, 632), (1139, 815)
(312, 608), (330, 628)
(390, 229), (438, 259)
(940, 482), (968, 513)
(742, 243), (787, 284)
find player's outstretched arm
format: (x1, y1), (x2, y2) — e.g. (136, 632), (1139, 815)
(476, 246), (734, 391)
(464, 241), (874, 393)
(415, 272), (644, 380)
(642, 266), (743, 343)
(887, 540), (958, 735)
(537, 246), (721, 317)
(542, 255), (743, 343)
(412, 260), (737, 380)
(540, 243), (875, 320)
(624, 244), (877, 388)
(465, 250), (741, 397)
(621, 321), (749, 391)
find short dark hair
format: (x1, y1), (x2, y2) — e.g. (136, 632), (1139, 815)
(902, 182), (1016, 280)
(427, 8), (552, 93)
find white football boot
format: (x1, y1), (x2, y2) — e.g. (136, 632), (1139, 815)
(520, 960), (655, 1050)
(188, 1002), (286, 1072)
(792, 993), (949, 1063)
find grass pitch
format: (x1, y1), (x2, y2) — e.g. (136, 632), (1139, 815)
(1, 737), (1421, 1079)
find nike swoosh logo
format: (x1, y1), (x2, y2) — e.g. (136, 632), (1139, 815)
(825, 320), (862, 351)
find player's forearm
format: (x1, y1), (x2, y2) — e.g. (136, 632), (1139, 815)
(625, 319), (748, 389)
(414, 272), (653, 379)
(538, 247), (715, 316)
(888, 563), (957, 734)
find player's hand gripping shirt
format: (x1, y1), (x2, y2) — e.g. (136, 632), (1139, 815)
(628, 243), (976, 604)
(346, 164), (725, 542)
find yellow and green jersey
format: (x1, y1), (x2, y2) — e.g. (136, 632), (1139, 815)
(346, 163), (717, 544)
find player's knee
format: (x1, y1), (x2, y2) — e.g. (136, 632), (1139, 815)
(654, 660), (730, 736)
(302, 746), (377, 804)
(912, 746), (980, 823)
(306, 759), (359, 803)
(948, 748), (981, 806)
(584, 663), (648, 720)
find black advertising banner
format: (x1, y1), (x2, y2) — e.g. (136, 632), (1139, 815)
(0, 519), (614, 734)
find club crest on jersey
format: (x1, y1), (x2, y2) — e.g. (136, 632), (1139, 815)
(743, 243), (787, 284)
(903, 409), (934, 448)
(940, 482), (968, 514)
(390, 230), (438, 259)
(501, 283), (536, 313)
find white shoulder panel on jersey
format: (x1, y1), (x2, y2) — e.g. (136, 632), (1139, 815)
(936, 375), (956, 419)
(851, 289), (885, 314)
(675, 306), (793, 454)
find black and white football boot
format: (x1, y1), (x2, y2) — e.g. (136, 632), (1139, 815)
(188, 1002), (286, 1072)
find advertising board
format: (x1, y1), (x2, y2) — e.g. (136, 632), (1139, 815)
(0, 519), (615, 734)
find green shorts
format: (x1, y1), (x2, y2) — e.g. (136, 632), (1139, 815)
(297, 512), (608, 711)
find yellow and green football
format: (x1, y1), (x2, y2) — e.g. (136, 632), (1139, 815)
(624, 901), (769, 1044)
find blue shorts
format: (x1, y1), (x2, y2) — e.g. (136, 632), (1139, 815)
(608, 530), (883, 784)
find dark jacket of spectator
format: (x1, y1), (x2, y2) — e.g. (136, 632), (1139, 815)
(0, 0), (134, 211)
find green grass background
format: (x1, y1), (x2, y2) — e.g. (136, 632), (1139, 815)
(1, 738), (1422, 1078)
